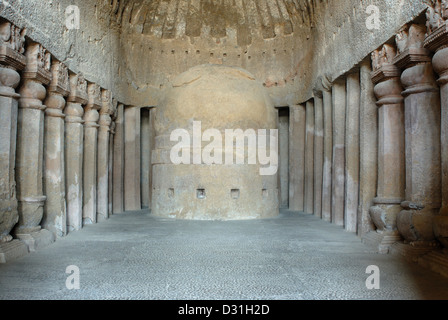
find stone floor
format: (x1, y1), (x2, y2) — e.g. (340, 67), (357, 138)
(1, 209), (448, 300)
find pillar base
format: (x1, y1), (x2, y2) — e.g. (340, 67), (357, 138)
(0, 239), (29, 263)
(15, 229), (55, 252)
(390, 240), (440, 263)
(418, 249), (448, 278)
(362, 230), (402, 254)
(397, 209), (436, 243)
(433, 214), (448, 248)
(369, 199), (402, 231)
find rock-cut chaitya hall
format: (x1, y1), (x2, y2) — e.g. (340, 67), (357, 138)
(2, 0), (448, 300)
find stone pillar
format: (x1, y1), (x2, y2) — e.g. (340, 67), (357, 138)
(108, 99), (118, 215)
(367, 44), (405, 252)
(425, 6), (448, 247)
(13, 42), (55, 251)
(358, 59), (378, 238)
(304, 100), (315, 214)
(344, 71), (361, 233)
(321, 80), (333, 222)
(124, 106), (141, 211)
(393, 23), (441, 246)
(42, 60), (69, 237)
(0, 21), (28, 262)
(278, 108), (290, 209)
(82, 83), (101, 225)
(289, 104), (306, 212)
(313, 93), (324, 219)
(65, 73), (88, 232)
(113, 103), (125, 214)
(331, 78), (346, 226)
(148, 107), (156, 211)
(141, 108), (151, 209)
(97, 89), (113, 221)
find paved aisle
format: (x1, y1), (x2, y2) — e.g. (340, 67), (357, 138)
(1, 210), (448, 300)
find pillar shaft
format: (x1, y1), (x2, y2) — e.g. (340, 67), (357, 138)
(0, 21), (29, 262)
(124, 106), (141, 211)
(313, 94), (324, 219)
(394, 44), (441, 243)
(358, 59), (378, 237)
(344, 71), (361, 233)
(97, 89), (114, 221)
(113, 103), (125, 214)
(82, 83), (101, 225)
(288, 104), (306, 212)
(14, 42), (55, 250)
(65, 74), (87, 232)
(304, 100), (315, 214)
(42, 61), (69, 237)
(429, 32), (448, 246)
(141, 108), (152, 209)
(0, 32), (24, 243)
(331, 79), (346, 226)
(322, 89), (333, 222)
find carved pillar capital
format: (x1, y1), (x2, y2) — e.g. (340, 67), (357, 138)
(64, 73), (87, 123)
(371, 44), (403, 106)
(83, 82), (101, 127)
(19, 41), (52, 111)
(392, 23), (437, 96)
(0, 20), (26, 99)
(45, 60), (69, 118)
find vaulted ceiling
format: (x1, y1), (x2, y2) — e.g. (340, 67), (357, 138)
(105, 0), (324, 45)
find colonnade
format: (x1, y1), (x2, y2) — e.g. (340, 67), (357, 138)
(288, 1), (448, 277)
(0, 18), (141, 263)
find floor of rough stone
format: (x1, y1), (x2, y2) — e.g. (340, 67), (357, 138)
(1, 209), (448, 300)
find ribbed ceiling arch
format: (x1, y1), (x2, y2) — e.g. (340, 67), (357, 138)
(103, 0), (325, 45)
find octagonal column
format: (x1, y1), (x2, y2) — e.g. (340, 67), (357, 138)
(97, 89), (113, 222)
(82, 83), (101, 225)
(108, 100), (118, 215)
(13, 42), (55, 251)
(425, 6), (448, 247)
(0, 21), (28, 262)
(393, 23), (441, 245)
(331, 78), (346, 226)
(42, 60), (69, 237)
(113, 103), (125, 214)
(368, 44), (405, 252)
(65, 73), (87, 232)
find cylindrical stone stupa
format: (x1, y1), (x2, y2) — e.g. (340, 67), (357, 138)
(151, 64), (279, 220)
